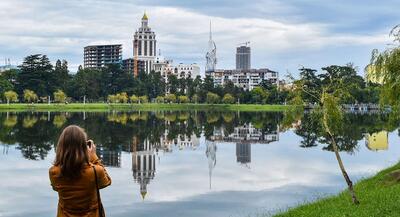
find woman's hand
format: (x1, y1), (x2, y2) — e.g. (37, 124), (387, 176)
(87, 139), (97, 159)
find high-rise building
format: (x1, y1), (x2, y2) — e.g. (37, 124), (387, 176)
(205, 21), (217, 73)
(133, 12), (157, 73)
(236, 45), (251, 70)
(84, 44), (122, 68)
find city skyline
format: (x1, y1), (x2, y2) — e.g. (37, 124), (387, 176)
(0, 0), (397, 76)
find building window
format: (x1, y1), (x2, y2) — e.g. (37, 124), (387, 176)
(150, 41), (153, 56)
(144, 41), (147, 56)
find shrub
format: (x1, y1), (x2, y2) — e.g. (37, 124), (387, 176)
(165, 93), (177, 103)
(130, 95), (139, 103)
(178, 95), (189, 103)
(23, 89), (38, 103)
(108, 94), (118, 103)
(222, 93), (235, 104)
(117, 92), (128, 103)
(139, 95), (148, 103)
(4, 90), (18, 104)
(206, 92), (220, 104)
(54, 90), (67, 103)
(155, 96), (165, 103)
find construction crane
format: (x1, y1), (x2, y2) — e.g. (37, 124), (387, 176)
(237, 41), (250, 47)
(133, 39), (138, 77)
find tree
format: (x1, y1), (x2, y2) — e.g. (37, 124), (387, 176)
(4, 90), (18, 104)
(155, 96), (164, 103)
(178, 95), (189, 103)
(53, 59), (70, 91)
(289, 66), (361, 205)
(130, 95), (139, 103)
(251, 87), (268, 104)
(165, 93), (177, 103)
(53, 90), (67, 104)
(167, 75), (179, 94)
(107, 94), (118, 103)
(117, 92), (129, 103)
(23, 89), (38, 103)
(17, 54), (54, 96)
(192, 94), (200, 103)
(206, 92), (220, 104)
(369, 25), (400, 107)
(68, 67), (102, 101)
(222, 93), (235, 104)
(0, 76), (13, 97)
(139, 95), (148, 103)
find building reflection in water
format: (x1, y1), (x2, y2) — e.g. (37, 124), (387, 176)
(132, 138), (156, 200)
(131, 130), (201, 199)
(365, 131), (389, 151)
(97, 147), (122, 168)
(206, 140), (217, 189)
(236, 143), (251, 165)
(210, 123), (280, 166)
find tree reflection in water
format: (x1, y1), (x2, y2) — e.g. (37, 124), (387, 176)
(0, 111), (395, 198)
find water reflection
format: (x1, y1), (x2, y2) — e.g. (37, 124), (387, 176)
(0, 111), (397, 212)
(365, 131), (389, 151)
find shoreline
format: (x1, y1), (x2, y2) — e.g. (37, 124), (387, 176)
(273, 162), (400, 217)
(0, 103), (290, 112)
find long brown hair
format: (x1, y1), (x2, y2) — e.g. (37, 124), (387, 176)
(54, 125), (90, 178)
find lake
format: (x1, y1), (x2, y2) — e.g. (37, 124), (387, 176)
(0, 111), (399, 217)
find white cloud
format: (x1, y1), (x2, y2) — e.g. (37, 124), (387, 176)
(0, 0), (392, 74)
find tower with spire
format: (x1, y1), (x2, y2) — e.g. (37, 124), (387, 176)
(133, 11), (157, 74)
(205, 21), (217, 73)
(132, 139), (156, 200)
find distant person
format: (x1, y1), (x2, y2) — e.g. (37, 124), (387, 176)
(49, 125), (111, 217)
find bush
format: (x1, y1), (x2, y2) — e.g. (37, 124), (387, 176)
(107, 94), (118, 103)
(130, 95), (139, 103)
(117, 92), (128, 103)
(23, 89), (38, 103)
(155, 96), (165, 103)
(54, 90), (67, 103)
(178, 95), (189, 103)
(4, 90), (18, 104)
(206, 92), (220, 104)
(165, 93), (177, 103)
(222, 93), (235, 104)
(139, 95), (148, 103)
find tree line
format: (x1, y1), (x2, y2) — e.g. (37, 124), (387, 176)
(0, 54), (381, 104)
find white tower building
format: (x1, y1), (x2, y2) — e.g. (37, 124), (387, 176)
(132, 139), (156, 200)
(134, 12), (157, 73)
(205, 21), (217, 73)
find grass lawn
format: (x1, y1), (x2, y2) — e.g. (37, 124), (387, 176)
(273, 162), (400, 217)
(0, 103), (290, 112)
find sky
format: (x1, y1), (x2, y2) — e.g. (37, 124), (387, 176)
(0, 0), (398, 76)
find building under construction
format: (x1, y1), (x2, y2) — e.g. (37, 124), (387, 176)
(84, 44), (122, 68)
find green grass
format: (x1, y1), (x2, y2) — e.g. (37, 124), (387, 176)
(273, 162), (400, 217)
(0, 103), (290, 112)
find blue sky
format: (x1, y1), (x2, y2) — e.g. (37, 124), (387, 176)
(0, 0), (398, 76)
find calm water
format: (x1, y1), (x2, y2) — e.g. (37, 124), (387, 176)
(0, 111), (399, 217)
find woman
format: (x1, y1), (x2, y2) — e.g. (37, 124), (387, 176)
(49, 125), (112, 217)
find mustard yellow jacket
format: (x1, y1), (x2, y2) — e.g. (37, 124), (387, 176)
(49, 154), (111, 217)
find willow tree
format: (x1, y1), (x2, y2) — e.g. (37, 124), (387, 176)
(288, 65), (360, 205)
(369, 25), (400, 107)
